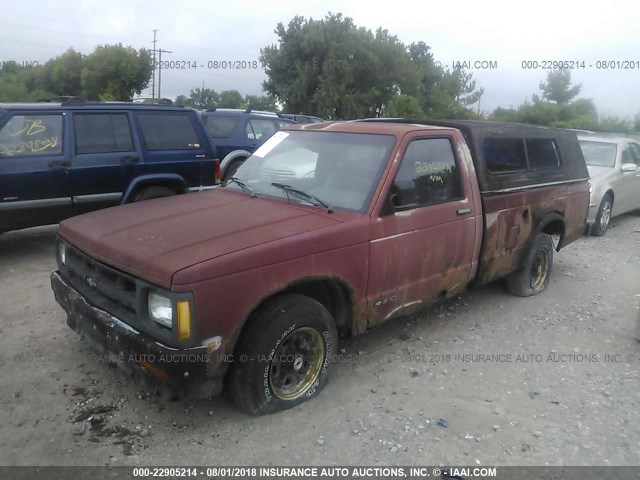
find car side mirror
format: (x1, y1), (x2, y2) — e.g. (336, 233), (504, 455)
(621, 163), (638, 173)
(381, 192), (401, 216)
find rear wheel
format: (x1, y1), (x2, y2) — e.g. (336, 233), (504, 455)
(133, 186), (176, 202)
(228, 294), (337, 415)
(506, 233), (554, 297)
(591, 194), (612, 236)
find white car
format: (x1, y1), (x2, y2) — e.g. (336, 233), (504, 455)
(579, 136), (640, 235)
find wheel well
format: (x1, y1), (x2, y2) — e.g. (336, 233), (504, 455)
(604, 190), (614, 204)
(247, 279), (353, 339)
(132, 182), (184, 197)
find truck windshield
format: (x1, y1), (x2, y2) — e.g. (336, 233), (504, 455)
(579, 140), (617, 168)
(228, 131), (395, 213)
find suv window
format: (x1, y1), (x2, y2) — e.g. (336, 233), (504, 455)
(74, 113), (134, 154)
(0, 114), (63, 157)
(245, 118), (277, 141)
(138, 112), (201, 150)
(204, 115), (240, 138)
(526, 138), (560, 170)
(393, 138), (463, 209)
(630, 143), (640, 165)
(483, 137), (527, 173)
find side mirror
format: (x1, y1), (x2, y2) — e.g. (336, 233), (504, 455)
(381, 192), (401, 216)
(621, 163), (638, 173)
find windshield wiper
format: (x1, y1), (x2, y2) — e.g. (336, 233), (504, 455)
(223, 176), (256, 197)
(271, 182), (333, 213)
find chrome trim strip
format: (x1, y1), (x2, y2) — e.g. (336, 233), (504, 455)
(0, 197), (71, 210)
(72, 193), (122, 204)
(481, 178), (589, 195)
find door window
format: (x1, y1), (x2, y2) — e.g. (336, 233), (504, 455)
(392, 138), (463, 209)
(0, 114), (63, 157)
(245, 118), (277, 141)
(74, 113), (133, 154)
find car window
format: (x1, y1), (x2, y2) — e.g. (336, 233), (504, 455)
(246, 118), (277, 141)
(203, 115), (239, 138)
(622, 144), (640, 165)
(137, 112), (201, 151)
(526, 138), (560, 170)
(579, 140), (617, 167)
(74, 113), (134, 154)
(233, 131), (395, 213)
(0, 114), (63, 157)
(392, 138), (463, 209)
(483, 137), (527, 173)
(630, 143), (640, 165)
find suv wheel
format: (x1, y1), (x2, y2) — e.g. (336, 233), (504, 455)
(591, 194), (612, 236)
(133, 186), (176, 202)
(228, 294), (337, 415)
(506, 233), (554, 297)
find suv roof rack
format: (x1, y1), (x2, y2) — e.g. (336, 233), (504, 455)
(37, 96), (86, 105)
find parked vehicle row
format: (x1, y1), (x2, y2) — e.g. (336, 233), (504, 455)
(51, 119), (590, 414)
(0, 98), (219, 234)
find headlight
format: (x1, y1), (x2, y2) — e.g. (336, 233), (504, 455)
(588, 182), (593, 194)
(148, 292), (172, 328)
(58, 242), (66, 266)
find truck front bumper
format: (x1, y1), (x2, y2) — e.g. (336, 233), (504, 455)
(51, 271), (223, 399)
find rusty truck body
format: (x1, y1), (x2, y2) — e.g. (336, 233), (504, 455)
(51, 120), (589, 414)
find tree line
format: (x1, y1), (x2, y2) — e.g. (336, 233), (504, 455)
(1, 13), (638, 132)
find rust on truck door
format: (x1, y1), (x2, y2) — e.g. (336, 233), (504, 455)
(366, 133), (480, 326)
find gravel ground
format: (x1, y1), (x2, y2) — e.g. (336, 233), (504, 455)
(0, 214), (639, 467)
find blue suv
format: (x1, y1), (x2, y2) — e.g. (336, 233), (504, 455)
(201, 108), (295, 180)
(0, 98), (219, 234)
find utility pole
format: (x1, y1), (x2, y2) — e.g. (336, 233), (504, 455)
(151, 29), (158, 98)
(157, 49), (172, 99)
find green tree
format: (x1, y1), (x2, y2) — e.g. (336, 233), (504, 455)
(539, 69), (581, 105)
(260, 13), (422, 120)
(384, 94), (425, 118)
(175, 87), (220, 109)
(245, 94), (277, 111)
(81, 44), (153, 101)
(48, 49), (84, 96)
(218, 90), (244, 108)
(634, 113), (640, 131)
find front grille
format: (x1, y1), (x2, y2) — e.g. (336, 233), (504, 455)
(63, 244), (139, 324)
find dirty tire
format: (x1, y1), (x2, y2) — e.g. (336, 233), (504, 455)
(222, 158), (245, 182)
(506, 233), (554, 297)
(591, 194), (613, 236)
(133, 186), (176, 202)
(228, 294), (337, 415)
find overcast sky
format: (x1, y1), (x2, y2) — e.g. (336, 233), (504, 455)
(2, 0), (638, 118)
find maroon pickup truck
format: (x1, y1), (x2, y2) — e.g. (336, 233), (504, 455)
(51, 120), (589, 414)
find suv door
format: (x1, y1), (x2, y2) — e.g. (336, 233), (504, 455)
(135, 111), (211, 189)
(0, 111), (70, 231)
(366, 134), (478, 326)
(71, 111), (139, 214)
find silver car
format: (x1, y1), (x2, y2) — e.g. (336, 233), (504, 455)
(579, 136), (640, 236)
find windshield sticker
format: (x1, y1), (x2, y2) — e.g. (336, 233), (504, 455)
(251, 131), (289, 158)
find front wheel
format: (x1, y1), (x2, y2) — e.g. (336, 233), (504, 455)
(591, 194), (612, 236)
(506, 233), (554, 297)
(227, 294), (337, 415)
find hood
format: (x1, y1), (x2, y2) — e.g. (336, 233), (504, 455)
(59, 189), (345, 288)
(587, 165), (614, 180)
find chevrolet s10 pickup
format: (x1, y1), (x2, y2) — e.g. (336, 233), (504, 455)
(51, 119), (589, 414)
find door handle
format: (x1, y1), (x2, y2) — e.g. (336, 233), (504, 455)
(456, 208), (472, 216)
(48, 160), (70, 168)
(120, 156), (139, 164)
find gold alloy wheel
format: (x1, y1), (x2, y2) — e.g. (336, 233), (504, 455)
(269, 327), (325, 401)
(530, 247), (550, 291)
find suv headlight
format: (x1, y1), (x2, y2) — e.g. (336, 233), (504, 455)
(148, 292), (173, 328)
